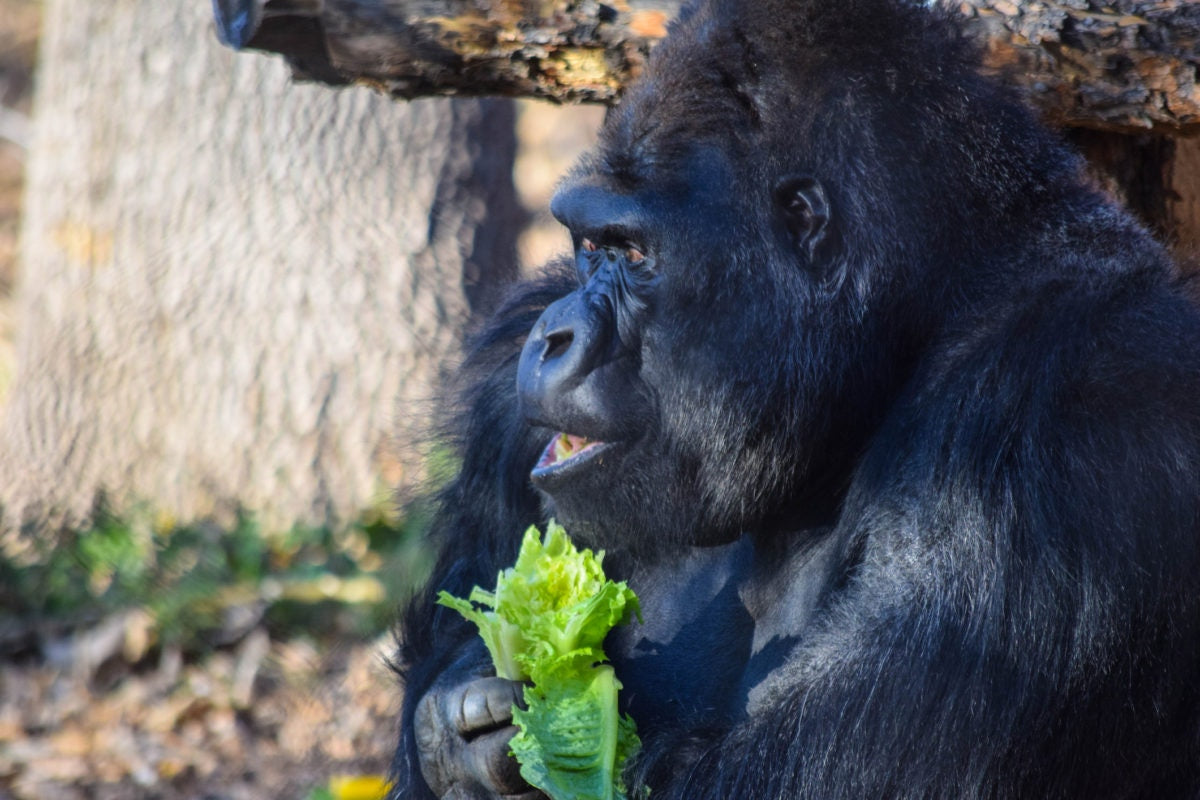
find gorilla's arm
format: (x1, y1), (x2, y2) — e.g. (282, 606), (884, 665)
(631, 282), (1200, 799)
(390, 264), (576, 799)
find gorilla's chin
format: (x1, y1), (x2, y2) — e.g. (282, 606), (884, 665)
(535, 445), (744, 557)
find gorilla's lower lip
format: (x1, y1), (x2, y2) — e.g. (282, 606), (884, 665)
(531, 433), (616, 480)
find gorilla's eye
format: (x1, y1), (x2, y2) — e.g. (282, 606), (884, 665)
(576, 237), (607, 282)
(576, 234), (650, 281)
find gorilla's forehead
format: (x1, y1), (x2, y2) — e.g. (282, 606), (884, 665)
(591, 82), (757, 191)
(560, 132), (741, 239)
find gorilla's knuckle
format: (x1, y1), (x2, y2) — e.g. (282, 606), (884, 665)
(486, 680), (520, 722)
(457, 682), (491, 733)
(413, 692), (444, 751)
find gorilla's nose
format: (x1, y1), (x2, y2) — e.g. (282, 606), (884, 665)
(517, 293), (603, 431)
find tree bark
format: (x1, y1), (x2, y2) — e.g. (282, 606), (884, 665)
(1170, 136), (1200, 258)
(0, 0), (522, 544)
(965, 0), (1200, 134)
(215, 0), (1200, 134)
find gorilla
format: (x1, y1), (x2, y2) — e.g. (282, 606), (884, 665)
(390, 0), (1200, 797)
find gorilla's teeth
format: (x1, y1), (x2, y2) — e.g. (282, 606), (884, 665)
(553, 433), (573, 462)
(543, 432), (600, 468)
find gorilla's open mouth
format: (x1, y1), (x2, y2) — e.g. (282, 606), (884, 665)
(532, 432), (614, 480)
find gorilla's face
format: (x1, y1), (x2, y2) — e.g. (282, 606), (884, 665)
(515, 118), (860, 551)
(517, 142), (735, 548)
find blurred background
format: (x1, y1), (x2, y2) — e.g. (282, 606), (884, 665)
(0, 1), (603, 797)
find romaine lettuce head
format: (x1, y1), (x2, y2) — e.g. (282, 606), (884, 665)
(436, 521), (643, 800)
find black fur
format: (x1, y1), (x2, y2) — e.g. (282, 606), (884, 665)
(392, 0), (1200, 797)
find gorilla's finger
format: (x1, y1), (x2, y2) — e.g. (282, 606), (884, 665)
(456, 677), (523, 735)
(466, 725), (531, 795)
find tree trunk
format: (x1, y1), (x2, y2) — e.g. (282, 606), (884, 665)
(1168, 136), (1200, 259)
(0, 0), (522, 544)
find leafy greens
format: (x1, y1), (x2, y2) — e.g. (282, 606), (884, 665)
(437, 521), (641, 800)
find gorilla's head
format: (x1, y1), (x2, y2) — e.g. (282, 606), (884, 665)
(516, 0), (1070, 551)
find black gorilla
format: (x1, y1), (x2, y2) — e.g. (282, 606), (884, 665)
(391, 0), (1200, 797)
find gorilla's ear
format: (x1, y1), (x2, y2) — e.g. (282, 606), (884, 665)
(773, 175), (830, 261)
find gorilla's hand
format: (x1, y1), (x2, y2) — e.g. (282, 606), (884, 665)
(414, 671), (543, 800)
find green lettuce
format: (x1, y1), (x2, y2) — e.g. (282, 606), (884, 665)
(437, 521), (641, 800)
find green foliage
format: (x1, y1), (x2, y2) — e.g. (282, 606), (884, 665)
(438, 521), (641, 800)
(0, 496), (434, 652)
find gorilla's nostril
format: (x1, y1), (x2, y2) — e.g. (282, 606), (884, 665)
(544, 327), (574, 360)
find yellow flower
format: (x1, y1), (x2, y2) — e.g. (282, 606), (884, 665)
(329, 774), (391, 800)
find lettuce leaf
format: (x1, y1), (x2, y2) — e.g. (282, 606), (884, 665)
(436, 521), (641, 800)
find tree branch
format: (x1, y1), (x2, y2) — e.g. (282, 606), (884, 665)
(212, 0), (682, 104)
(212, 1), (1200, 133)
(964, 1), (1200, 133)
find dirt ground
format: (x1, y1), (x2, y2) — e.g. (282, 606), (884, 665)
(0, 3), (601, 799)
(1, 630), (400, 799)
